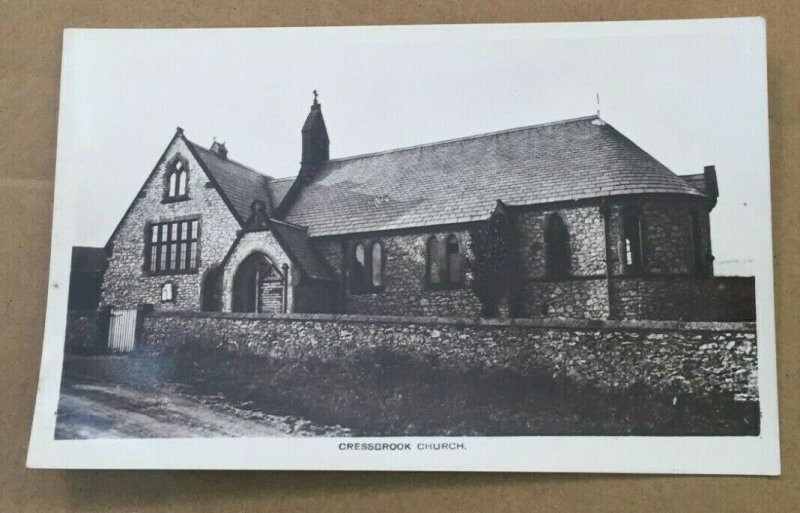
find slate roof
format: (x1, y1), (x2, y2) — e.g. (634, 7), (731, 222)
(283, 116), (706, 237)
(182, 138), (332, 280)
(680, 173), (708, 195)
(266, 177), (296, 209)
(269, 219), (332, 280)
(71, 247), (108, 273)
(186, 140), (276, 221)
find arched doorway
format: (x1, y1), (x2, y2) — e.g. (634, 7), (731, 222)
(232, 253), (285, 313)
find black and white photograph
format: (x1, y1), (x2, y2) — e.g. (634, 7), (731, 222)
(28, 19), (779, 473)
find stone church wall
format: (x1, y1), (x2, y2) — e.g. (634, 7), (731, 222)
(100, 137), (241, 311)
(605, 196), (712, 276)
(606, 196), (714, 320)
(315, 229), (483, 317)
(518, 279), (610, 319)
(511, 205), (610, 319)
(513, 204), (607, 279)
(310, 194), (718, 321)
(610, 277), (715, 320)
(100, 132), (718, 322)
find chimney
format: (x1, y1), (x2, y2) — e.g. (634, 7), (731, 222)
(210, 140), (228, 159)
(300, 90), (329, 182)
(703, 165), (719, 209)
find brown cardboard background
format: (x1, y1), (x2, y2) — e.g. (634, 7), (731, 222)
(1, 1), (796, 511)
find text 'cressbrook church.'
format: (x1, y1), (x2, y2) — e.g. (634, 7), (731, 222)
(80, 95), (742, 322)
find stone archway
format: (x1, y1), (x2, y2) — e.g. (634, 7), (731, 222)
(231, 252), (286, 313)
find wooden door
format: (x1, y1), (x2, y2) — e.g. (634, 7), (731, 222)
(107, 308), (137, 352)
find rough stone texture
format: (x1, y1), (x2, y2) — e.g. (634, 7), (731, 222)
(611, 277), (714, 321)
(100, 137), (241, 311)
(512, 205), (610, 318)
(606, 195), (715, 320)
(220, 230), (296, 312)
(513, 205), (606, 278)
(519, 279), (610, 319)
(309, 194), (723, 321)
(315, 229), (483, 317)
(142, 312), (758, 401)
(606, 196), (712, 276)
(100, 132), (720, 321)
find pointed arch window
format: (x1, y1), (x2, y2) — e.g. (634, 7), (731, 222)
(351, 242), (366, 292)
(164, 158), (189, 201)
(350, 240), (385, 293)
(371, 241), (383, 288)
(426, 233), (463, 288)
(427, 236), (443, 286)
(622, 212), (644, 273)
(446, 234), (462, 285)
(544, 213), (571, 279)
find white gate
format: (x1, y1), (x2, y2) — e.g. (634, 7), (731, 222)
(107, 308), (138, 353)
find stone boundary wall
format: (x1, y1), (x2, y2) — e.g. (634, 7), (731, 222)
(142, 311), (758, 401)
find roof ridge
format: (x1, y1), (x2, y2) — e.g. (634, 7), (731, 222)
(268, 176), (297, 183)
(325, 114), (600, 164)
(186, 138), (274, 180)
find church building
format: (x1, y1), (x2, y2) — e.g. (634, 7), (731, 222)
(95, 95), (722, 321)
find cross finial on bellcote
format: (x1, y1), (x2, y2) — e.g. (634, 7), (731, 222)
(313, 89), (319, 105)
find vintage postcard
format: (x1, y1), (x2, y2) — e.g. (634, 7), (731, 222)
(28, 19), (779, 473)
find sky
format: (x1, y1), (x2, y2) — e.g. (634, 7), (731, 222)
(55, 20), (769, 275)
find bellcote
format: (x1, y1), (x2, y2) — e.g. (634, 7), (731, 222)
(300, 91), (330, 181)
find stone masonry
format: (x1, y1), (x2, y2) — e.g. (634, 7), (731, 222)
(606, 195), (715, 320)
(315, 229), (483, 317)
(220, 230), (297, 312)
(100, 136), (241, 311)
(95, 105), (732, 322)
(512, 205), (610, 319)
(307, 193), (722, 321)
(142, 311), (759, 402)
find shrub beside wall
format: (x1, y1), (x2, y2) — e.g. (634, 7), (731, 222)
(65, 310), (102, 353)
(142, 312), (758, 401)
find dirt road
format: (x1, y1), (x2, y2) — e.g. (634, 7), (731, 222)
(56, 376), (349, 439)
